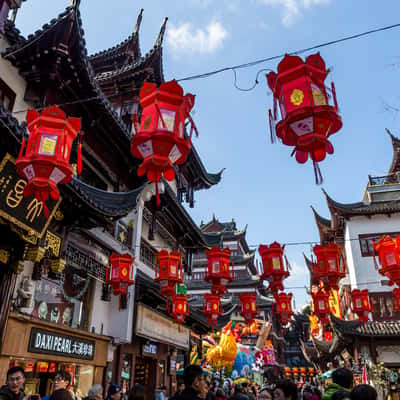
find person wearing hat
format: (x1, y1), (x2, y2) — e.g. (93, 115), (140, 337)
(106, 384), (122, 400)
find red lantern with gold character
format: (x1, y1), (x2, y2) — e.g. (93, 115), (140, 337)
(373, 235), (400, 287)
(154, 249), (183, 296)
(203, 293), (222, 327)
(351, 289), (371, 323)
(292, 367), (299, 378)
(267, 53), (342, 183)
(16, 105), (81, 217)
(131, 80), (197, 206)
(205, 247), (233, 295)
(169, 284), (189, 324)
(312, 243), (346, 290)
(284, 367), (292, 377)
(239, 292), (258, 325)
(392, 288), (400, 312)
(275, 292), (294, 325)
(308, 367), (315, 377)
(258, 242), (289, 293)
(312, 289), (330, 324)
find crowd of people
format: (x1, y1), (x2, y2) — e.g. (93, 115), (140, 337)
(0, 365), (381, 400)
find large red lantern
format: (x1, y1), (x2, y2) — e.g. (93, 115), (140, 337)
(312, 289), (330, 324)
(258, 242), (289, 293)
(203, 293), (222, 327)
(154, 249), (183, 296)
(275, 292), (294, 325)
(308, 368), (315, 377)
(351, 289), (371, 323)
(106, 253), (135, 309)
(16, 105), (81, 216)
(373, 235), (400, 286)
(205, 247), (233, 295)
(169, 284), (189, 324)
(393, 288), (400, 312)
(267, 53), (342, 183)
(238, 292), (258, 325)
(131, 80), (197, 205)
(312, 243), (346, 290)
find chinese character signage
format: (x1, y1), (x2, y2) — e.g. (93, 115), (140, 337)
(28, 328), (95, 360)
(0, 153), (61, 238)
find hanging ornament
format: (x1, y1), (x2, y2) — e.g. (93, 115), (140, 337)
(205, 247), (233, 295)
(203, 293), (222, 328)
(267, 53), (342, 184)
(274, 292), (294, 325)
(16, 105), (82, 217)
(373, 235), (400, 286)
(238, 292), (258, 325)
(154, 249), (183, 297)
(312, 289), (330, 325)
(258, 242), (289, 293)
(393, 288), (400, 312)
(351, 289), (371, 323)
(131, 80), (198, 206)
(168, 284), (189, 324)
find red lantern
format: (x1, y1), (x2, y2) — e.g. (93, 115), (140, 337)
(300, 367), (307, 377)
(131, 80), (197, 206)
(393, 288), (400, 312)
(239, 292), (258, 325)
(203, 293), (222, 327)
(258, 242), (289, 293)
(267, 53), (342, 183)
(284, 367), (292, 377)
(292, 367), (299, 378)
(324, 331), (333, 342)
(16, 105), (81, 217)
(308, 367), (315, 376)
(351, 289), (371, 323)
(373, 235), (400, 286)
(312, 243), (346, 290)
(205, 247), (233, 295)
(154, 250), (183, 296)
(312, 289), (330, 324)
(275, 292), (294, 325)
(169, 294), (189, 324)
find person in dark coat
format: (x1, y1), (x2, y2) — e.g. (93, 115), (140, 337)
(228, 384), (248, 400)
(0, 367), (26, 400)
(179, 365), (207, 400)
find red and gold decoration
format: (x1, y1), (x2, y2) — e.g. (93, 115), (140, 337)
(258, 242), (289, 293)
(274, 292), (294, 325)
(106, 252), (135, 310)
(203, 293), (222, 327)
(267, 53), (342, 183)
(16, 105), (81, 216)
(393, 288), (400, 312)
(168, 284), (189, 324)
(373, 235), (400, 287)
(205, 247), (233, 295)
(154, 249), (183, 296)
(131, 80), (197, 205)
(238, 292), (258, 325)
(312, 289), (331, 325)
(351, 289), (371, 323)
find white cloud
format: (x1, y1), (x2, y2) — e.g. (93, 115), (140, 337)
(167, 20), (229, 55)
(257, 0), (329, 27)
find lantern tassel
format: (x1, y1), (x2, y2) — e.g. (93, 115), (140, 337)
(18, 134), (26, 158)
(77, 132), (82, 175)
(313, 161), (323, 185)
(269, 110), (276, 143)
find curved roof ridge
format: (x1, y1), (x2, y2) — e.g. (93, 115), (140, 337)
(311, 206), (331, 228)
(322, 188), (364, 210)
(386, 128), (400, 175)
(156, 17), (168, 47)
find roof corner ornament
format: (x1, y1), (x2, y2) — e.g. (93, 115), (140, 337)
(134, 8), (144, 35)
(71, 0), (81, 10)
(156, 17), (168, 46)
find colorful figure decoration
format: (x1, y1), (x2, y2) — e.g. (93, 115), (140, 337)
(238, 292), (258, 325)
(267, 53), (342, 183)
(373, 235), (400, 287)
(16, 105), (81, 217)
(232, 344), (255, 378)
(131, 80), (197, 205)
(205, 247), (233, 295)
(154, 249), (183, 296)
(351, 289), (371, 323)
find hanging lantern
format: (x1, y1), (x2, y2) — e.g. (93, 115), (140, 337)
(373, 235), (400, 287)
(203, 293), (222, 327)
(284, 367), (292, 377)
(131, 80), (197, 206)
(324, 330), (333, 342)
(312, 243), (346, 290)
(292, 367), (299, 378)
(205, 247), (233, 295)
(300, 367), (307, 377)
(275, 292), (294, 325)
(16, 105), (81, 217)
(154, 249), (183, 296)
(312, 289), (330, 324)
(238, 292), (258, 325)
(169, 284), (189, 324)
(308, 367), (315, 377)
(258, 242), (289, 293)
(393, 288), (400, 312)
(351, 289), (371, 323)
(267, 53), (342, 183)
(106, 253), (135, 310)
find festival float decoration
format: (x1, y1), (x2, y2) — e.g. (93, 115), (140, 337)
(131, 80), (197, 206)
(105, 253), (135, 310)
(275, 292), (294, 325)
(258, 242), (289, 293)
(238, 292), (258, 325)
(203, 293), (222, 327)
(351, 289), (371, 323)
(373, 235), (400, 287)
(168, 284), (189, 324)
(205, 247), (233, 295)
(267, 53), (342, 183)
(16, 105), (81, 217)
(154, 249), (183, 296)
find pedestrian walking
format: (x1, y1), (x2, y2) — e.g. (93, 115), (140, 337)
(228, 384), (248, 400)
(258, 387), (273, 400)
(42, 372), (72, 400)
(321, 369), (353, 400)
(0, 366), (26, 400)
(350, 385), (377, 400)
(179, 365), (207, 400)
(273, 380), (298, 400)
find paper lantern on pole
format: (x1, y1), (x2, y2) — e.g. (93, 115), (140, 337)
(205, 247), (233, 295)
(373, 235), (400, 286)
(267, 53), (342, 183)
(275, 292), (294, 325)
(238, 292), (258, 325)
(131, 80), (197, 206)
(312, 289), (330, 324)
(154, 249), (183, 296)
(169, 284), (189, 324)
(351, 289), (371, 323)
(203, 293), (222, 327)
(258, 242), (289, 293)
(16, 105), (81, 217)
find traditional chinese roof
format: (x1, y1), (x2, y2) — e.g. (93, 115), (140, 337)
(3, 20), (25, 46)
(387, 129), (400, 175)
(310, 206), (337, 243)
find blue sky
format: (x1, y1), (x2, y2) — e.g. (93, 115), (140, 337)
(14, 0), (400, 308)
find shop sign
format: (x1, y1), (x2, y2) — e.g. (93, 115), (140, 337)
(28, 328), (95, 360)
(121, 371), (130, 380)
(136, 304), (190, 349)
(143, 342), (157, 355)
(0, 154), (61, 239)
(24, 360), (35, 373)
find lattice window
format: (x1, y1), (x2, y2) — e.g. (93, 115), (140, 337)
(140, 240), (156, 269)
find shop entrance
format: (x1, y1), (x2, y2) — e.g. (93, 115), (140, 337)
(134, 357), (156, 400)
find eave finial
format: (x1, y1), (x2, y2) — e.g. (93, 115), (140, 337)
(71, 0), (81, 10)
(134, 8), (144, 35)
(156, 17), (168, 47)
